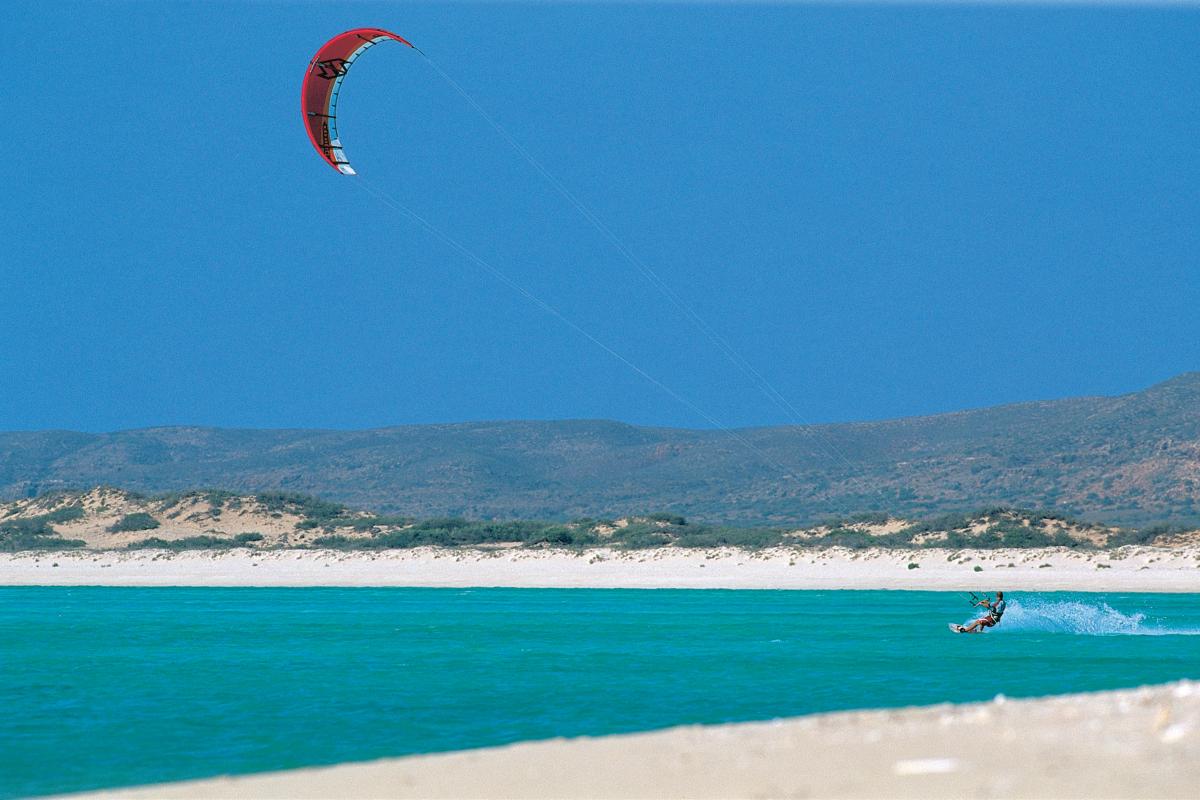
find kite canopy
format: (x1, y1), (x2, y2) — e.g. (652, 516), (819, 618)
(301, 28), (414, 175)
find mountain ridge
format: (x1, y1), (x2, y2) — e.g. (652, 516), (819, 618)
(2, 374), (1198, 525)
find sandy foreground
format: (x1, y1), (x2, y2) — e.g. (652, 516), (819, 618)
(63, 680), (1200, 799)
(3, 545), (1200, 590)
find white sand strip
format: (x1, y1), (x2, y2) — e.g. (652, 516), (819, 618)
(3, 546), (1199, 590)
(63, 681), (1200, 799)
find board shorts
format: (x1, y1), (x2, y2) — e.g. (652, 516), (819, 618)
(976, 615), (998, 628)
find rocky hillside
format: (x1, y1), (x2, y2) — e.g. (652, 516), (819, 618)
(2, 374), (1199, 526)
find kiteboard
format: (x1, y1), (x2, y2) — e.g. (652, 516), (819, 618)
(948, 623), (983, 634)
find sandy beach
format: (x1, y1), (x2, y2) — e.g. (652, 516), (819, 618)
(3, 545), (1199, 590)
(61, 680), (1200, 799)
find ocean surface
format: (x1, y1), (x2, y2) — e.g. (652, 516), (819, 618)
(4, 588), (1200, 799)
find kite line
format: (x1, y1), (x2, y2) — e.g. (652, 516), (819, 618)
(352, 176), (800, 479)
(419, 52), (871, 490)
(301, 28), (883, 503)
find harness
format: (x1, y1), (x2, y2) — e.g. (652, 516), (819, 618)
(969, 593), (1006, 622)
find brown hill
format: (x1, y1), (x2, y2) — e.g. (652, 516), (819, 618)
(1, 374), (1198, 525)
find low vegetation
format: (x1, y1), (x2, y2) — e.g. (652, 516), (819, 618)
(0, 506), (86, 551)
(126, 532), (264, 551)
(108, 512), (160, 533)
(0, 488), (1194, 552)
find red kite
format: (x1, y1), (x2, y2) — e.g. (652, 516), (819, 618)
(301, 28), (415, 175)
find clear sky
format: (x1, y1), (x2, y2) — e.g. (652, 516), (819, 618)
(2, 2), (1197, 433)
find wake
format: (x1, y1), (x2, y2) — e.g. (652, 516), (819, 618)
(995, 599), (1200, 636)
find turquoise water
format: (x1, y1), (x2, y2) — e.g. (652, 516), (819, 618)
(4, 588), (1200, 799)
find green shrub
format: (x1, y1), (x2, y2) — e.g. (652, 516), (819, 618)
(0, 531), (86, 551)
(674, 527), (779, 549)
(412, 517), (474, 531)
(0, 512), (86, 551)
(616, 530), (673, 548)
(255, 492), (348, 524)
(308, 534), (365, 550)
(109, 513), (160, 533)
(932, 521), (1089, 550)
(1109, 525), (1174, 548)
(527, 526), (594, 546)
(306, 517), (601, 550)
(43, 505), (85, 524)
(813, 528), (875, 549)
(820, 511), (890, 528)
(127, 535), (232, 550)
(334, 515), (411, 531)
(0, 517), (57, 538)
(202, 490), (239, 507)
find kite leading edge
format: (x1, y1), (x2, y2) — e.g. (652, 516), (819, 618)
(301, 28), (415, 175)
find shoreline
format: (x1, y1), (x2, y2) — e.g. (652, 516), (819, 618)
(63, 680), (1200, 799)
(4, 545), (1199, 590)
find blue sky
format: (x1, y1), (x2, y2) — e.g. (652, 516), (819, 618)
(2, 2), (1197, 432)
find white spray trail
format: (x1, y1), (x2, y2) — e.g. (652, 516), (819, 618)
(991, 599), (1200, 636)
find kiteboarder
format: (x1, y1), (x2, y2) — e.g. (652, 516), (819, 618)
(955, 591), (1006, 633)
